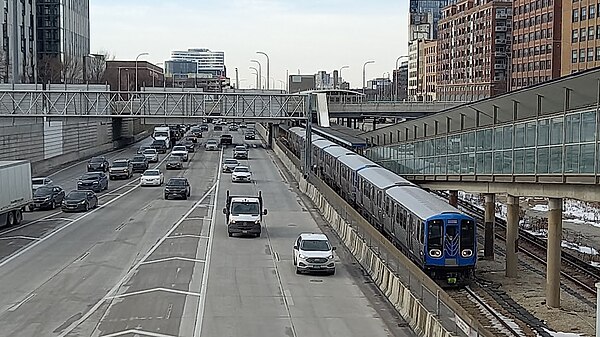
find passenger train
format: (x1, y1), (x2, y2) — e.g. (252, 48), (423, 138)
(285, 126), (477, 286)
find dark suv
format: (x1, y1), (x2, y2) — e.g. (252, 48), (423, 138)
(131, 155), (149, 172)
(151, 140), (168, 154)
(164, 177), (191, 200)
(220, 134), (233, 146)
(109, 159), (133, 180)
(87, 156), (110, 172)
(30, 185), (65, 210)
(78, 172), (109, 192)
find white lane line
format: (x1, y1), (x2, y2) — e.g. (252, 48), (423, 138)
(106, 287), (201, 300)
(0, 236), (40, 241)
(57, 183), (217, 337)
(166, 234), (209, 240)
(8, 293), (36, 312)
(284, 289), (295, 306)
(140, 257), (206, 265)
(100, 329), (176, 337)
(193, 149), (223, 337)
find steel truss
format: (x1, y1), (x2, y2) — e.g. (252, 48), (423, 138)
(0, 90), (308, 120)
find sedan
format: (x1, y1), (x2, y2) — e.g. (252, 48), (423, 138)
(222, 158), (239, 173)
(87, 156), (110, 172)
(182, 140), (195, 152)
(137, 145), (151, 154)
(141, 169), (165, 186)
(164, 177), (191, 200)
(77, 172), (109, 192)
(231, 166), (252, 183)
(143, 148), (159, 163)
(131, 155), (149, 172)
(32, 177), (53, 192)
(30, 185), (65, 210)
(62, 190), (98, 212)
(166, 156), (183, 170)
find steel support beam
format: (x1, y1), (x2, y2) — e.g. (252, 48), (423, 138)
(547, 197), (562, 308)
(483, 193), (495, 260)
(506, 195), (519, 278)
(448, 190), (458, 207)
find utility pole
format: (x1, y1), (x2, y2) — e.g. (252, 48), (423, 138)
(235, 67), (239, 89)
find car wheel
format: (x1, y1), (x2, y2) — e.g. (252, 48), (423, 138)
(28, 204), (35, 212)
(109, 176), (114, 180)
(255, 232), (261, 238)
(183, 194), (188, 200)
(14, 210), (23, 225)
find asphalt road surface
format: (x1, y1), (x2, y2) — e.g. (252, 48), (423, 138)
(0, 127), (414, 337)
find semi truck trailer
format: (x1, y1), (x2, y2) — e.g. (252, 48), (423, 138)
(0, 161), (32, 227)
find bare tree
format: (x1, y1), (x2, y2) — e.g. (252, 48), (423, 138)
(0, 50), (8, 83)
(37, 55), (63, 84)
(63, 55), (83, 83)
(87, 50), (114, 84)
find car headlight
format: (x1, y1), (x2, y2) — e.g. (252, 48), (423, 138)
(461, 249), (473, 258)
(429, 249), (443, 258)
(328, 254), (334, 259)
(77, 182), (82, 185)
(79, 200), (86, 205)
(62, 201), (67, 205)
(298, 254), (306, 259)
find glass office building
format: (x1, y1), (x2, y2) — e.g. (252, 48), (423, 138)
(410, 0), (452, 39)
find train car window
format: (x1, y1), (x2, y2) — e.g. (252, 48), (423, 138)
(377, 191), (382, 207)
(427, 220), (444, 249)
(460, 219), (475, 250)
(385, 197), (390, 214)
(401, 210), (407, 229)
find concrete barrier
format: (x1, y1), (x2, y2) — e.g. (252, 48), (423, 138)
(269, 139), (494, 337)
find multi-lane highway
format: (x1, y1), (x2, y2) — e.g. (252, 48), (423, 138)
(0, 127), (414, 337)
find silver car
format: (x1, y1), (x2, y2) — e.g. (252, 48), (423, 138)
(205, 139), (219, 151)
(143, 148), (159, 162)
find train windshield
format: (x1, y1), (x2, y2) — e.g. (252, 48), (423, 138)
(427, 220), (443, 249)
(460, 219), (475, 250)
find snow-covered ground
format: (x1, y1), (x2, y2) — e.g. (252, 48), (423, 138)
(531, 204), (548, 212)
(540, 328), (587, 337)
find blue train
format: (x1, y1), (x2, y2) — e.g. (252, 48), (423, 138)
(286, 126), (477, 286)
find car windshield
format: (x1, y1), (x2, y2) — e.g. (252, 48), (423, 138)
(167, 179), (186, 186)
(153, 140), (166, 146)
(90, 157), (104, 163)
(81, 173), (101, 180)
(32, 178), (46, 185)
(225, 159), (238, 165)
(231, 202), (260, 216)
(300, 240), (330, 251)
(173, 147), (186, 151)
(168, 156), (181, 161)
(133, 156), (146, 161)
(154, 131), (168, 137)
(234, 167), (249, 173)
(235, 147), (246, 150)
(113, 161), (128, 167)
(66, 191), (88, 200)
(207, 140), (218, 144)
(143, 170), (160, 176)
(34, 186), (53, 196)
(143, 149), (156, 154)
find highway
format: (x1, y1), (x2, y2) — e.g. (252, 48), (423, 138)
(0, 129), (413, 337)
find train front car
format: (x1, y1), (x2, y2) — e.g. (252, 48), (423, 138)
(424, 212), (477, 286)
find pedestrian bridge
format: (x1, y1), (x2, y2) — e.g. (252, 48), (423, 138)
(361, 67), (600, 202)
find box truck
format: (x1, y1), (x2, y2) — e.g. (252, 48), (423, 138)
(0, 161), (33, 227)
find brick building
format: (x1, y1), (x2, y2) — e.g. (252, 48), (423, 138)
(511, 0), (562, 89)
(561, 0), (600, 75)
(437, 0), (512, 101)
(103, 61), (164, 91)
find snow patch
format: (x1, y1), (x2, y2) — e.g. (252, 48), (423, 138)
(561, 241), (599, 255)
(531, 204), (549, 212)
(465, 287), (525, 337)
(542, 328), (586, 337)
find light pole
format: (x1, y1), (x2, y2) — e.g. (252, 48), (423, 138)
(261, 76), (266, 90)
(235, 67), (239, 89)
(257, 51), (270, 90)
(339, 65), (349, 89)
(250, 59), (262, 90)
(395, 55), (409, 101)
(135, 52), (149, 91)
(249, 67), (259, 88)
(362, 60), (375, 95)
(269, 77), (275, 89)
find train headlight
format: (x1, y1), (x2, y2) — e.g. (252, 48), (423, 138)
(461, 249), (473, 258)
(429, 249), (442, 258)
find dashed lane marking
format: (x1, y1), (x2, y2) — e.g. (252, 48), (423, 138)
(105, 288), (201, 300)
(100, 329), (176, 337)
(0, 236), (40, 241)
(140, 257), (206, 265)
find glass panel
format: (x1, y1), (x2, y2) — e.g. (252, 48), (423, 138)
(466, 132), (475, 152)
(436, 156), (447, 174)
(526, 122), (537, 147)
(476, 153), (485, 174)
(494, 151), (503, 173)
(514, 150), (525, 174)
(537, 147), (549, 173)
(581, 110), (597, 142)
(436, 137), (446, 156)
(448, 155), (460, 174)
(524, 149), (536, 174)
(476, 130), (485, 151)
(503, 126), (513, 149)
(515, 123), (525, 148)
(550, 146), (562, 173)
(566, 114), (580, 143)
(564, 144), (579, 174)
(461, 154), (469, 174)
(483, 152), (493, 174)
(448, 135), (461, 154)
(494, 127), (503, 150)
(502, 150), (513, 174)
(538, 119), (549, 146)
(550, 117), (563, 145)
(581, 144), (595, 173)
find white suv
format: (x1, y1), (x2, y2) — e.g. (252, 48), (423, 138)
(171, 146), (189, 162)
(293, 233), (336, 275)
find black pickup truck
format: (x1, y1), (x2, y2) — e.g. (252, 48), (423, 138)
(220, 134), (233, 146)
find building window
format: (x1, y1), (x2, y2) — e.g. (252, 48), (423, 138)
(573, 29), (579, 42)
(596, 47), (600, 61)
(590, 26), (595, 40)
(589, 48), (595, 61)
(574, 9), (579, 22)
(573, 50), (579, 63)
(591, 5), (597, 19)
(582, 7), (588, 20)
(580, 49), (586, 62)
(581, 28), (587, 41)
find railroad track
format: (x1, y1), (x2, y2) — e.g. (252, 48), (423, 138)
(437, 191), (600, 296)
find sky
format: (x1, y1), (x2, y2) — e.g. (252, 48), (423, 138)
(90, 0), (409, 89)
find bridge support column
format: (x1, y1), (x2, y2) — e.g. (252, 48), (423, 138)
(352, 118), (357, 129)
(506, 195), (519, 278)
(448, 190), (458, 207)
(267, 123), (273, 148)
(372, 119), (377, 131)
(346, 117), (352, 128)
(483, 193), (495, 260)
(547, 197), (562, 308)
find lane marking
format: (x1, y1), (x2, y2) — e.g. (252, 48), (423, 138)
(140, 257), (206, 265)
(100, 329), (176, 337)
(193, 149), (223, 337)
(57, 183), (217, 337)
(166, 235), (209, 240)
(8, 293), (36, 312)
(284, 289), (295, 306)
(106, 288), (201, 300)
(0, 236), (40, 241)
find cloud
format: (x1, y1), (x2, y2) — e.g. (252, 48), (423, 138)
(91, 0), (409, 88)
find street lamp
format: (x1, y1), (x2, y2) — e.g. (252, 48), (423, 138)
(395, 55), (409, 101)
(339, 65), (349, 89)
(257, 51), (270, 90)
(250, 59), (262, 90)
(249, 66), (259, 89)
(362, 60), (375, 95)
(135, 52), (149, 91)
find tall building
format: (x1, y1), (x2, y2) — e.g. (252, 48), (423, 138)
(437, 0), (512, 102)
(410, 0), (452, 39)
(315, 70), (334, 89)
(423, 40), (437, 101)
(393, 61), (409, 101)
(170, 48), (226, 78)
(0, 1), (36, 83)
(512, 0), (561, 90)
(37, 0), (90, 83)
(408, 39), (433, 101)
(561, 1), (598, 76)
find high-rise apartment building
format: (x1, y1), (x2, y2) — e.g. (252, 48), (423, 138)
(561, 1), (599, 76)
(410, 0), (452, 39)
(1, 0), (36, 83)
(393, 61), (409, 101)
(315, 71), (334, 90)
(408, 40), (421, 100)
(170, 48), (226, 78)
(437, 0), (512, 101)
(511, 0), (561, 90)
(423, 40), (437, 101)
(37, 0), (90, 83)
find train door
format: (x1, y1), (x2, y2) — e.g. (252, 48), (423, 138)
(351, 171), (358, 204)
(383, 195), (392, 235)
(407, 213), (414, 253)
